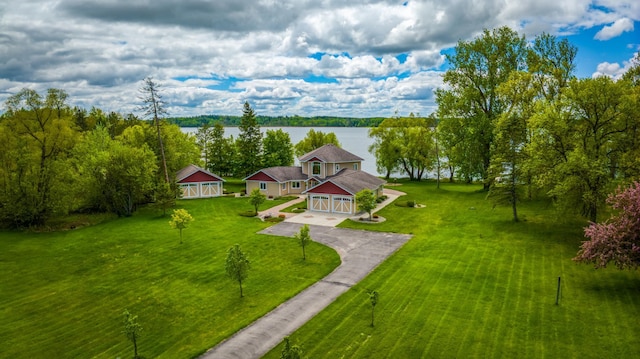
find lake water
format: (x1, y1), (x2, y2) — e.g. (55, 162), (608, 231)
(181, 127), (385, 176)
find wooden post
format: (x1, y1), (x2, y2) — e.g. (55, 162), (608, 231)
(555, 276), (561, 305)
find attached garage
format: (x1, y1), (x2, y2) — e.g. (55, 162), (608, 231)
(303, 169), (386, 215)
(176, 165), (225, 199)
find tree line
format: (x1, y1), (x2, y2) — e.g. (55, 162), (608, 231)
(369, 27), (640, 225)
(0, 82), (201, 228)
(168, 114), (385, 128)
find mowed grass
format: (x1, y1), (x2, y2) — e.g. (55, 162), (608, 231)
(265, 180), (640, 358)
(0, 196), (340, 358)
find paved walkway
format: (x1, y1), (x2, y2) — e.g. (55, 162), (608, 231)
(199, 222), (412, 359)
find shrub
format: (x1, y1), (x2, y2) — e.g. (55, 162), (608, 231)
(240, 189), (247, 196)
(238, 211), (257, 217)
(292, 208), (306, 213)
(407, 200), (415, 207)
(278, 214), (286, 219)
(265, 216), (284, 223)
(373, 214), (379, 219)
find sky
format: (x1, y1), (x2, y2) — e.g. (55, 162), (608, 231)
(0, 1), (638, 118)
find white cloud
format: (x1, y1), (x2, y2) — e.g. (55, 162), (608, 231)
(594, 18), (635, 40)
(591, 53), (637, 79)
(0, 1), (638, 117)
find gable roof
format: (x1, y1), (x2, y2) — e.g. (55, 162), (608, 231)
(176, 164), (225, 182)
(299, 144), (363, 163)
(304, 169), (385, 195)
(243, 166), (307, 183)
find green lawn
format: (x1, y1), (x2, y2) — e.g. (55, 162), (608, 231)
(265, 181), (640, 358)
(0, 196), (340, 358)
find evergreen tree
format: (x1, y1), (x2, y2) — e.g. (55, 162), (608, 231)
(236, 102), (263, 177)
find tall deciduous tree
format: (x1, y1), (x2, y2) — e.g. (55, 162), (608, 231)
(294, 129), (341, 157)
(236, 102), (263, 177)
(196, 123), (214, 169)
(263, 129), (294, 167)
(1, 88), (79, 226)
(574, 181), (640, 269)
(436, 26), (528, 189)
(487, 71), (536, 222)
(139, 77), (170, 183)
(529, 76), (637, 222)
(369, 116), (435, 181)
(225, 244), (251, 298)
(206, 123), (237, 177)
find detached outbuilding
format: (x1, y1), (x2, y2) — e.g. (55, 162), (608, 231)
(176, 165), (225, 199)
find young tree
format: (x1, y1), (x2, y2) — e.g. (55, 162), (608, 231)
(574, 181), (640, 269)
(263, 129), (294, 167)
(122, 309), (142, 359)
(169, 209), (193, 244)
(295, 224), (311, 260)
(279, 336), (303, 359)
(356, 189), (377, 221)
(249, 188), (266, 215)
(294, 129), (341, 157)
(139, 77), (169, 183)
(368, 290), (379, 327)
(236, 102), (263, 177)
(225, 244), (251, 298)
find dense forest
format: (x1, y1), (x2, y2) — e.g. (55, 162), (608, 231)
(167, 115), (385, 127)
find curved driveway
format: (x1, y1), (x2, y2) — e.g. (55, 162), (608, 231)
(200, 222), (412, 359)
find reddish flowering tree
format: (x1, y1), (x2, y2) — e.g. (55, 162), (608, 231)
(574, 181), (640, 269)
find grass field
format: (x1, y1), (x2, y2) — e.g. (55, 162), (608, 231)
(265, 181), (640, 358)
(0, 196), (340, 358)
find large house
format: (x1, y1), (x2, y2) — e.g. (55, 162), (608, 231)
(176, 164), (225, 199)
(244, 144), (385, 214)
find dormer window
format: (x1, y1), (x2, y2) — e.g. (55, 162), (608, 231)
(312, 162), (321, 175)
(353, 163), (358, 171)
(335, 164), (340, 172)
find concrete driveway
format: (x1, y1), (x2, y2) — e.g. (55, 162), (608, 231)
(199, 222), (412, 359)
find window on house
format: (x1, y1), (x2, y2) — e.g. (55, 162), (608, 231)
(312, 162), (321, 175)
(335, 164), (340, 172)
(353, 163), (358, 170)
(281, 183), (286, 190)
(291, 181), (300, 189)
(259, 182), (267, 190)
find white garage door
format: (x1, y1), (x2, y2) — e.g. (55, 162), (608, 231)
(180, 183), (199, 198)
(332, 196), (353, 214)
(310, 195), (330, 212)
(200, 182), (220, 197)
